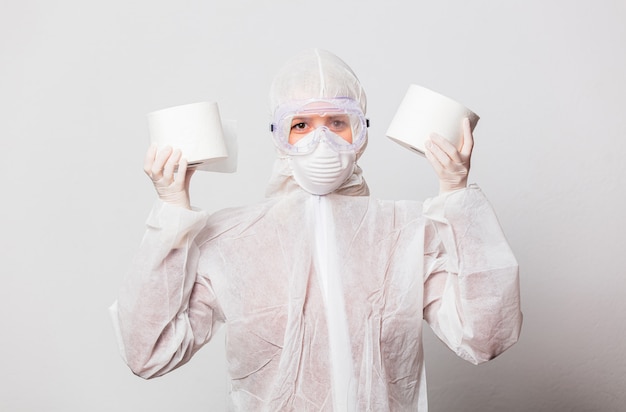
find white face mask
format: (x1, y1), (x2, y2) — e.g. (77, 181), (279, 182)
(288, 129), (357, 195)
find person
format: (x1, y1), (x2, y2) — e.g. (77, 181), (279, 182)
(110, 49), (522, 411)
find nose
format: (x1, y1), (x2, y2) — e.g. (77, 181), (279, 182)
(315, 126), (330, 140)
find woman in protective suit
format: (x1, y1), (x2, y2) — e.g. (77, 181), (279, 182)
(111, 49), (522, 411)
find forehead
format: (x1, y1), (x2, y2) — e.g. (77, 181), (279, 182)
(294, 102), (346, 116)
(291, 112), (349, 120)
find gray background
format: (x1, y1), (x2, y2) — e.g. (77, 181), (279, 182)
(1, 0), (625, 411)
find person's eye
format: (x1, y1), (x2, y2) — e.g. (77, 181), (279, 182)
(329, 118), (349, 131)
(291, 122), (309, 133)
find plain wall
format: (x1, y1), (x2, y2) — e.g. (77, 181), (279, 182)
(1, 0), (624, 411)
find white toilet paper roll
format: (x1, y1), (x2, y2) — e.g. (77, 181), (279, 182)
(147, 101), (229, 166)
(386, 84), (479, 156)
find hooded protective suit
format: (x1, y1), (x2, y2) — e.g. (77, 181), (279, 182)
(110, 49), (522, 411)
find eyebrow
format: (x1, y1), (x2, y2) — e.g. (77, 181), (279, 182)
(289, 113), (349, 125)
(290, 116), (309, 123)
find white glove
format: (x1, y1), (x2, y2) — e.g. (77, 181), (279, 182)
(143, 145), (195, 209)
(424, 117), (474, 194)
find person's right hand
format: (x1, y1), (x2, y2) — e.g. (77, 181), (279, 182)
(144, 145), (195, 209)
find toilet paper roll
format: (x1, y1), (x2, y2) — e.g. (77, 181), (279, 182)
(147, 101), (229, 167)
(386, 84), (479, 156)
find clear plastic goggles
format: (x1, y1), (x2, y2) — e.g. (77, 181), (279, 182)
(270, 98), (369, 155)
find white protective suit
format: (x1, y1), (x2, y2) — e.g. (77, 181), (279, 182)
(110, 49), (522, 411)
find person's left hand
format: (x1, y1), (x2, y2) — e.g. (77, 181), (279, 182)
(424, 117), (474, 194)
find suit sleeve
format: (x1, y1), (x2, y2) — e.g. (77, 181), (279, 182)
(109, 200), (225, 378)
(423, 184), (522, 364)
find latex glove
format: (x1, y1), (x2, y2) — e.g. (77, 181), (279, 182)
(144, 145), (195, 209)
(424, 117), (474, 194)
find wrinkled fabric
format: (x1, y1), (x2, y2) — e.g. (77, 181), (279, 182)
(269, 49), (367, 115)
(110, 183), (522, 411)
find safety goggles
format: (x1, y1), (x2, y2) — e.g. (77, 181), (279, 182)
(270, 98), (369, 155)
